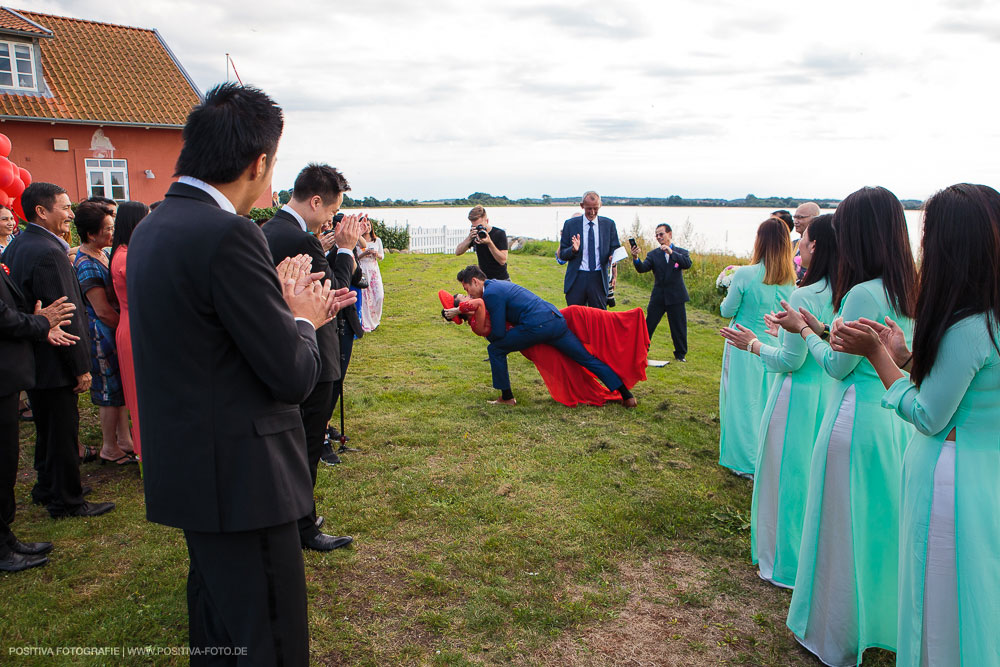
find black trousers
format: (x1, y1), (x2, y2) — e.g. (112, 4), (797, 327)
(25, 386), (83, 512)
(296, 381), (334, 543)
(646, 300), (688, 360)
(565, 270), (607, 309)
(1, 392), (19, 528)
(184, 521), (308, 666)
(328, 324), (356, 417)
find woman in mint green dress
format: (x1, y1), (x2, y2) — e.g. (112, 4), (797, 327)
(776, 186), (917, 666)
(832, 183), (1000, 667)
(719, 214), (838, 588)
(718, 219), (795, 475)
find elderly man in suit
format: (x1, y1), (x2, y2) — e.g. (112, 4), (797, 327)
(631, 223), (693, 362)
(457, 265), (636, 407)
(2, 183), (115, 520)
(262, 163), (362, 551)
(128, 83), (354, 665)
(557, 191), (621, 309)
(0, 258), (79, 571)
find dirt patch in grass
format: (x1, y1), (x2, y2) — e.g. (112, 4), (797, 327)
(536, 550), (814, 666)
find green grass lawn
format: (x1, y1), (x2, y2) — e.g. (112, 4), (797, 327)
(2, 252), (893, 666)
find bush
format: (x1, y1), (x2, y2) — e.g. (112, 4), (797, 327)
(249, 206), (278, 223)
(372, 218), (409, 250)
(514, 240), (559, 256)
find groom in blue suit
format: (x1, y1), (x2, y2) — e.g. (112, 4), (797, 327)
(456, 266), (636, 407)
(557, 191), (620, 309)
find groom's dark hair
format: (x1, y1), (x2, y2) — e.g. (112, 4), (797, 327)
(457, 265), (486, 283)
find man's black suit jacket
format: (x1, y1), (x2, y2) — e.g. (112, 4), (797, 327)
(633, 245), (692, 306)
(0, 266), (48, 396)
(2, 225), (90, 389)
(329, 246), (364, 340)
(127, 182), (322, 533)
(261, 210), (354, 383)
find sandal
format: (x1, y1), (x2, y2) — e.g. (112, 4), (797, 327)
(79, 446), (98, 464)
(100, 452), (137, 466)
(18, 406), (33, 422)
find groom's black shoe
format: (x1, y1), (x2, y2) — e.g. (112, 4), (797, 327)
(302, 533), (353, 551)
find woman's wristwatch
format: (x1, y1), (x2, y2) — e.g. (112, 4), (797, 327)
(819, 324), (831, 341)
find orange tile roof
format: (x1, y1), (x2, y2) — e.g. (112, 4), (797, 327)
(0, 7), (50, 36)
(0, 8), (200, 127)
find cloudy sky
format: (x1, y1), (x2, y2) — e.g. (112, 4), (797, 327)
(31, 0), (1000, 201)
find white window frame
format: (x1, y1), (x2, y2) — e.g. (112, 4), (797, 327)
(85, 158), (130, 202)
(0, 40), (37, 92)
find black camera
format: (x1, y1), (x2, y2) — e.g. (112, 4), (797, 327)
(607, 287), (616, 308)
(476, 224), (488, 240)
(333, 213), (345, 224)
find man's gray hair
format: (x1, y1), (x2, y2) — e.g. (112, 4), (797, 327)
(582, 190), (601, 203)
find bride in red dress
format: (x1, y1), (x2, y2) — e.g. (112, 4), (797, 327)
(439, 290), (649, 407)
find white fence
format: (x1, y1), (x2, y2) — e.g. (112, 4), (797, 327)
(408, 225), (470, 254)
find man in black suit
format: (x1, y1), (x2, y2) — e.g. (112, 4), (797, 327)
(320, 215), (365, 466)
(127, 83), (355, 665)
(262, 163), (361, 551)
(631, 223), (693, 362)
(2, 183), (115, 519)
(558, 191), (621, 309)
(0, 262), (78, 571)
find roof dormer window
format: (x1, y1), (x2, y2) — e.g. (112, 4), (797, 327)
(0, 40), (36, 91)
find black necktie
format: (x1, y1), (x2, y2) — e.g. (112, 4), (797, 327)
(588, 221), (596, 272)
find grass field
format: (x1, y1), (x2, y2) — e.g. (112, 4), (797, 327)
(2, 251), (893, 666)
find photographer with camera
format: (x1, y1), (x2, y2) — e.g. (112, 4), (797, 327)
(455, 206), (509, 281)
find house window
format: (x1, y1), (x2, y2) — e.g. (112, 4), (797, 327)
(85, 159), (129, 202)
(0, 40), (36, 91)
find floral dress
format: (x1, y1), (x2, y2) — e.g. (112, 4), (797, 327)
(74, 250), (124, 406)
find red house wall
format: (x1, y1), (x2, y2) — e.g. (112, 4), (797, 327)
(2, 120), (272, 209)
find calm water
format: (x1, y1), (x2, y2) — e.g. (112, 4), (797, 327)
(345, 205), (924, 256)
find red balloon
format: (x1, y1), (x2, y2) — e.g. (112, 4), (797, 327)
(17, 167), (30, 187)
(0, 160), (11, 190)
(0, 133), (10, 158)
(7, 176), (24, 200)
(13, 199), (25, 222)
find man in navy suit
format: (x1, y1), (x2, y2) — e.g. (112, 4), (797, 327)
(557, 191), (620, 309)
(631, 223), (692, 362)
(457, 265), (636, 407)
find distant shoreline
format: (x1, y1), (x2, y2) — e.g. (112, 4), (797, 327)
(335, 198), (924, 210)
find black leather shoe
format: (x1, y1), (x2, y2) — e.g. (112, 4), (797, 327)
(49, 501), (115, 519)
(302, 533), (353, 551)
(0, 549), (48, 572)
(315, 515), (325, 529)
(9, 539), (53, 556)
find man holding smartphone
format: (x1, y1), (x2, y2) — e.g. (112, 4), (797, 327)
(631, 223), (692, 362)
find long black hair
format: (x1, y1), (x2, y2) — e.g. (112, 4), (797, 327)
(831, 186), (916, 317)
(110, 201), (149, 261)
(800, 214), (837, 289)
(911, 183), (1000, 386)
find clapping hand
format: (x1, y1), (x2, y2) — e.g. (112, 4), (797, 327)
(571, 234), (581, 252)
(719, 323), (758, 351)
(319, 230), (336, 254)
(763, 312), (780, 337)
(47, 323), (80, 346)
(798, 306), (824, 336)
(277, 254), (323, 296)
(855, 316), (911, 367)
(334, 214), (363, 251)
(771, 300), (807, 333)
(830, 320), (883, 358)
(35, 296), (75, 329)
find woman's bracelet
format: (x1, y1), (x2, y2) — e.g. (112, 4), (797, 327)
(797, 325), (809, 335)
(746, 339), (757, 353)
(901, 353), (913, 369)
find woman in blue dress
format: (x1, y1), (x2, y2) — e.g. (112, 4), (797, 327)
(832, 183), (1000, 666)
(718, 218), (795, 476)
(776, 186), (917, 666)
(73, 203), (135, 465)
(719, 214), (838, 588)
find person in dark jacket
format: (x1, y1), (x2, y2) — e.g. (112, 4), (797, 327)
(0, 260), (78, 571)
(631, 223), (693, 362)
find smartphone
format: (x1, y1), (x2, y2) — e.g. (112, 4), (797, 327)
(629, 238), (637, 249)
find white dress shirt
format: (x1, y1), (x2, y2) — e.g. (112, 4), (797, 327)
(579, 215), (599, 272)
(178, 176), (237, 214)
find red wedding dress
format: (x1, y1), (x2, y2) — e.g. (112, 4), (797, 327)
(458, 298), (649, 407)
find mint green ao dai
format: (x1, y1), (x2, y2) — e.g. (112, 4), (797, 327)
(786, 278), (914, 666)
(718, 264), (794, 474)
(750, 278), (836, 588)
(885, 314), (1000, 667)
